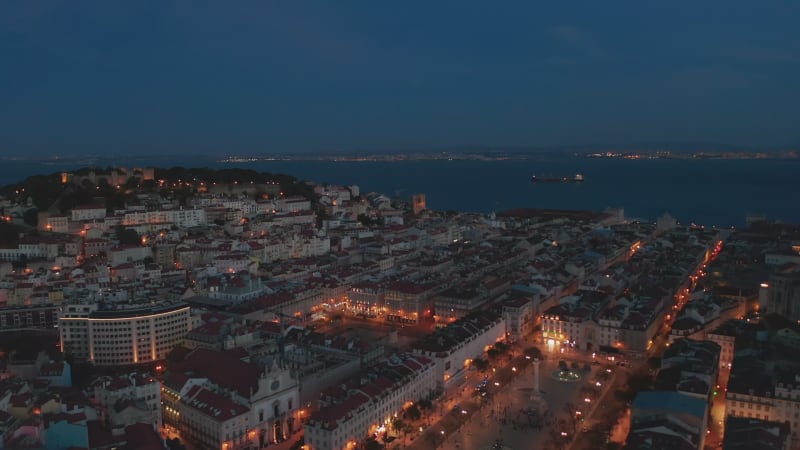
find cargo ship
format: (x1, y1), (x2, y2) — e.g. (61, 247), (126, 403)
(531, 173), (584, 183)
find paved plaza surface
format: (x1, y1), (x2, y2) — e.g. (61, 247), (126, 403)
(401, 349), (619, 450)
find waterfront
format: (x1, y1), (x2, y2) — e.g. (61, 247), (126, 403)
(1, 155), (799, 227)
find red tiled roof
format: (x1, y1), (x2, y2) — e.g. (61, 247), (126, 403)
(311, 392), (370, 430)
(182, 385), (249, 422)
(106, 377), (133, 391)
(163, 372), (191, 392)
(177, 348), (259, 397)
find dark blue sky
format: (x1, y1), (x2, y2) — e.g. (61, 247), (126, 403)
(1, 1), (799, 156)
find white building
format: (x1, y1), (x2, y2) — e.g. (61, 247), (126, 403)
(71, 205), (107, 222)
(413, 313), (506, 388)
(304, 353), (436, 450)
(58, 301), (191, 366)
(92, 372), (162, 431)
(179, 385), (252, 450)
(123, 208), (207, 228)
(726, 370), (800, 444)
(277, 197), (311, 213)
(169, 348), (301, 449)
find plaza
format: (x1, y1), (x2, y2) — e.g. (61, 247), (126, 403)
(400, 345), (616, 450)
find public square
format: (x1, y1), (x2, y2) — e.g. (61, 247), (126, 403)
(399, 344), (620, 450)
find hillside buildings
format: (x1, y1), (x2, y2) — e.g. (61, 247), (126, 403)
(5, 167), (799, 450)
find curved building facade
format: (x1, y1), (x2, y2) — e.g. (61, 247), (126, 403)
(59, 301), (191, 366)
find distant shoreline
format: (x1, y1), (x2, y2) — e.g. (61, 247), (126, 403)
(2, 149), (799, 165)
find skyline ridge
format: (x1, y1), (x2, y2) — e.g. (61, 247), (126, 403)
(1, 140), (799, 160)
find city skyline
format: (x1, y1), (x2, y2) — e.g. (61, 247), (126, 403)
(2, 1), (799, 156)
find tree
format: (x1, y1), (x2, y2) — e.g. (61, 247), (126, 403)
(315, 207), (330, 229)
(12, 253), (28, 271)
(123, 176), (140, 189)
(617, 371), (654, 403)
(627, 371), (653, 393)
(23, 208), (38, 227)
(406, 404), (421, 422)
(116, 227), (140, 246)
(401, 422), (413, 445)
(472, 357), (490, 372)
(417, 398), (433, 411)
(391, 417), (405, 437)
(524, 346), (542, 360)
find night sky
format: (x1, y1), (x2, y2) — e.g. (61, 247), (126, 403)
(1, 1), (799, 156)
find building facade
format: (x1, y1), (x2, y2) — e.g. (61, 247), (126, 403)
(765, 273), (800, 322)
(304, 354), (436, 450)
(58, 301), (191, 366)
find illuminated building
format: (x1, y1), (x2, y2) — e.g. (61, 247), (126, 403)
(384, 281), (436, 324)
(304, 353), (435, 450)
(541, 292), (610, 352)
(412, 311), (506, 389)
(122, 208), (208, 229)
(166, 348), (300, 449)
(501, 294), (537, 341)
(58, 301), (191, 366)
